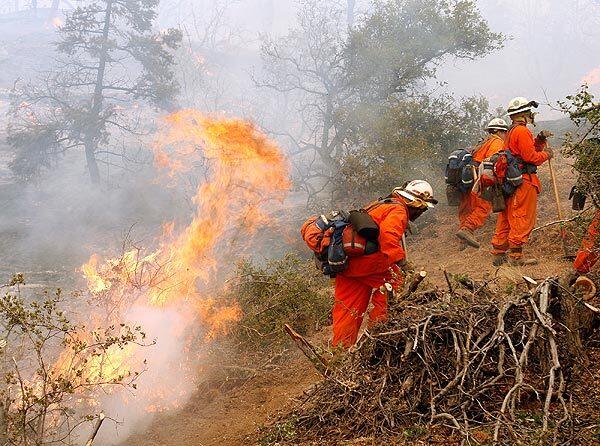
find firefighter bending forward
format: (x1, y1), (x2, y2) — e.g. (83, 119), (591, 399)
(456, 118), (508, 249)
(491, 97), (554, 266)
(333, 180), (437, 348)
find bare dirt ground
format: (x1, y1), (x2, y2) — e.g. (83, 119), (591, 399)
(124, 357), (321, 446)
(124, 158), (582, 446)
(410, 158), (577, 286)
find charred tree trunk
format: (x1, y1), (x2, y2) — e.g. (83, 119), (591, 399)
(85, 0), (113, 184)
(557, 286), (598, 361)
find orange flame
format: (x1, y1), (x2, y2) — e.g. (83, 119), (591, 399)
(148, 110), (290, 305)
(82, 254), (111, 293)
(51, 17), (64, 28)
(71, 110), (290, 412)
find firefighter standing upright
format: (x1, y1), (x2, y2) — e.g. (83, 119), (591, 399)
(491, 97), (554, 266)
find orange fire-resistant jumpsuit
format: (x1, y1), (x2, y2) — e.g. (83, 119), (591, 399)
(332, 198), (408, 348)
(491, 122), (549, 259)
(574, 210), (600, 274)
(458, 134), (505, 231)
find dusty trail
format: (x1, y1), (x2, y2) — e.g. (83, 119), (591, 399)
(409, 160), (576, 286)
(124, 159), (579, 446)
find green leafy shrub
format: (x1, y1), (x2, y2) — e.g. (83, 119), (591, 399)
(0, 274), (147, 445)
(560, 85), (600, 206)
(337, 94), (491, 203)
(231, 254), (331, 351)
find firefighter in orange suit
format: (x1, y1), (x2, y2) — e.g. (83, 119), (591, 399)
(456, 118), (508, 248)
(573, 210), (600, 275)
(491, 97), (554, 266)
(333, 181), (437, 348)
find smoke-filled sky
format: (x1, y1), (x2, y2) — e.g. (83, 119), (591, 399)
(156, 0), (600, 118)
(2, 0), (598, 116)
(438, 0), (600, 118)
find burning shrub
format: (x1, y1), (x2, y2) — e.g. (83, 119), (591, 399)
(0, 274), (149, 445)
(232, 254), (331, 351)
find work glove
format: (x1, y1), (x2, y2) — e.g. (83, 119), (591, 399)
(544, 146), (554, 160)
(537, 130), (554, 141)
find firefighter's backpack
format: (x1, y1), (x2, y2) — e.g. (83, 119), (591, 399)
(300, 210), (379, 277)
(478, 150), (534, 198)
(445, 149), (473, 192)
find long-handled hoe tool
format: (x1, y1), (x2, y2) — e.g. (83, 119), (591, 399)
(548, 157), (572, 258)
(85, 413), (106, 446)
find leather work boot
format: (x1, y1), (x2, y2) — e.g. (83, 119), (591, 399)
(456, 228), (480, 249)
(507, 257), (539, 267)
(492, 253), (507, 267)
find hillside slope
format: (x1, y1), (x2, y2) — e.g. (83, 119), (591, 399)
(124, 157), (582, 446)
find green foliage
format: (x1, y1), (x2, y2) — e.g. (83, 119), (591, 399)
(345, 0), (504, 99)
(259, 416), (298, 446)
(337, 94), (490, 201)
(8, 0), (182, 182)
(57, 1), (181, 106)
(258, 0), (503, 204)
(560, 85), (600, 207)
(402, 425), (428, 440)
(231, 254), (331, 351)
(0, 275), (147, 444)
(515, 410), (544, 426)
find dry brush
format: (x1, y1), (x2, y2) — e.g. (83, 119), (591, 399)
(266, 272), (600, 445)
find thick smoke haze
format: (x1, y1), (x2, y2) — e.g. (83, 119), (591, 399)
(438, 0), (600, 117)
(0, 0), (599, 444)
(157, 0), (600, 117)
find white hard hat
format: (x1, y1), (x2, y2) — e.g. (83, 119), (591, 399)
(394, 180), (437, 208)
(486, 118), (508, 132)
(507, 97), (539, 116)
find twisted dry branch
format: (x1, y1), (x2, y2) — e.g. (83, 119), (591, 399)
(280, 273), (597, 445)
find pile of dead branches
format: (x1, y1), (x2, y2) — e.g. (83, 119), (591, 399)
(275, 273), (600, 445)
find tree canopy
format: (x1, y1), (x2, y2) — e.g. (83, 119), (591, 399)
(257, 0), (504, 204)
(8, 0), (182, 183)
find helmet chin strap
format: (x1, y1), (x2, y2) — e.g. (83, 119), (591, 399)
(512, 115), (528, 125)
(529, 112), (537, 126)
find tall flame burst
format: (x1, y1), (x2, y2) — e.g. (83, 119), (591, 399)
(149, 110), (290, 304)
(74, 110), (290, 416)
